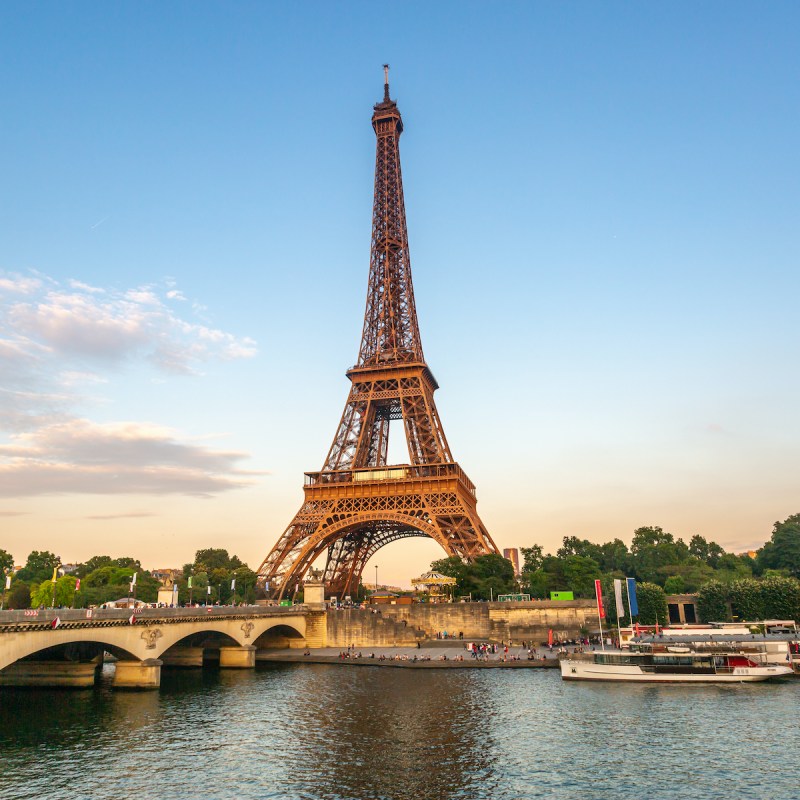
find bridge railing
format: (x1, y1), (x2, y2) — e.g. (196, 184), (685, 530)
(0, 605), (306, 628)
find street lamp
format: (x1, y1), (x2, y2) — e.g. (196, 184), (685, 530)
(375, 564), (378, 593)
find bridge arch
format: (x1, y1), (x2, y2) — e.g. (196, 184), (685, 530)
(0, 635), (138, 673)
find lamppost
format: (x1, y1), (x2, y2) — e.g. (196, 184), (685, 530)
(1, 570), (10, 610)
(375, 564), (378, 593)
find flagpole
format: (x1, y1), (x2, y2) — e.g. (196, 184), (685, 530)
(51, 565), (60, 608)
(594, 579), (606, 651)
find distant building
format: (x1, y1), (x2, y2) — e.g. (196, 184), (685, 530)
(151, 568), (182, 587)
(61, 563), (80, 574)
(503, 548), (521, 575)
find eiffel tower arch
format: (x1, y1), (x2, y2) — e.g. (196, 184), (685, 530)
(258, 67), (499, 600)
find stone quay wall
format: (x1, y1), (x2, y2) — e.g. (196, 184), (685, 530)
(325, 601), (596, 647)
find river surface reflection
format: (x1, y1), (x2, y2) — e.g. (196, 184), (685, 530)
(1, 664), (799, 800)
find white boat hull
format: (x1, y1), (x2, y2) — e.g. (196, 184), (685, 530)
(561, 659), (793, 683)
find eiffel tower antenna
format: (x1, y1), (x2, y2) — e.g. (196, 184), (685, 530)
(257, 72), (498, 600)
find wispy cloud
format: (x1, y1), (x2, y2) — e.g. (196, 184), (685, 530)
(0, 418), (264, 497)
(0, 274), (42, 294)
(0, 510), (28, 517)
(0, 270), (261, 498)
(6, 278), (257, 373)
(85, 511), (156, 520)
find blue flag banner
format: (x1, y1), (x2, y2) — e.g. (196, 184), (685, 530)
(626, 577), (639, 617)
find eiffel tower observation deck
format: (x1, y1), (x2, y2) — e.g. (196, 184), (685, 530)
(258, 67), (499, 600)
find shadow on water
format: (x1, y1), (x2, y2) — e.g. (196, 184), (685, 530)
(258, 665), (499, 800)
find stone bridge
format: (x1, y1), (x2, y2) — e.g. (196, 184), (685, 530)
(0, 605), (324, 689)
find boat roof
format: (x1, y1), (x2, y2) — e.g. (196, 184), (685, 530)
(636, 633), (797, 643)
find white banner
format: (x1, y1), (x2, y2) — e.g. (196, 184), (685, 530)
(614, 579), (625, 617)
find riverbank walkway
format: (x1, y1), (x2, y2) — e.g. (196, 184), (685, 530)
(259, 642), (567, 669)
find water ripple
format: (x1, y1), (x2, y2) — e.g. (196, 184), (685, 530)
(1, 665), (798, 800)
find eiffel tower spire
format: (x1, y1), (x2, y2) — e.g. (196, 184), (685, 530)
(358, 63), (423, 367)
(257, 71), (498, 600)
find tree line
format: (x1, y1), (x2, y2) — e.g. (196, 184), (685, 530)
(3, 514), (798, 621)
(430, 513), (800, 624)
(0, 548), (258, 609)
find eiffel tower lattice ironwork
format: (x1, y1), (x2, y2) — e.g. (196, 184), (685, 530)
(257, 67), (499, 599)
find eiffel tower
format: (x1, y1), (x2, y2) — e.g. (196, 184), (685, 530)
(258, 67), (499, 599)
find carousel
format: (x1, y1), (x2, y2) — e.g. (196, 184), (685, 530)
(411, 570), (457, 603)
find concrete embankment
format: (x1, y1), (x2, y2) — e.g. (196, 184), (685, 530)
(322, 600), (596, 648)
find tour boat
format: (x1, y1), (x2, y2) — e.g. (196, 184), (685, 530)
(560, 642), (793, 683)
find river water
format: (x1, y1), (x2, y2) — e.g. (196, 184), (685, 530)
(1, 664), (798, 800)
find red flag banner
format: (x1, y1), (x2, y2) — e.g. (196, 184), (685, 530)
(594, 579), (606, 619)
(75, 578), (81, 592)
(548, 629), (554, 647)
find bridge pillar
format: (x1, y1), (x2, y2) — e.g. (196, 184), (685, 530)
(304, 609), (327, 648)
(113, 659), (162, 689)
(219, 645), (256, 669)
(0, 661), (99, 688)
(160, 647), (205, 668)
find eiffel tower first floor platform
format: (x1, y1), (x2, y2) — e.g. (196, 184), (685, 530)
(257, 463), (499, 600)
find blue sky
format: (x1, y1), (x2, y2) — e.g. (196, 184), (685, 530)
(1, 3), (798, 584)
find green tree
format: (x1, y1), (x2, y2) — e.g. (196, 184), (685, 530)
(430, 554), (515, 600)
(757, 514), (800, 578)
(15, 551), (61, 584)
(759, 576), (800, 621)
(233, 566), (258, 604)
(471, 554), (516, 599)
(74, 555), (113, 578)
(83, 566), (136, 587)
(663, 576), (685, 594)
(0, 548), (14, 574)
(688, 535), (725, 568)
(520, 545), (543, 573)
(635, 582), (668, 625)
(557, 536), (602, 563)
(520, 569), (551, 599)
(713, 553), (753, 583)
(6, 581), (31, 609)
(193, 548), (243, 573)
(31, 575), (77, 608)
(729, 579), (765, 621)
(561, 555), (601, 597)
(697, 581), (730, 622)
(597, 539), (630, 573)
(630, 527), (689, 583)
(655, 559), (714, 592)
